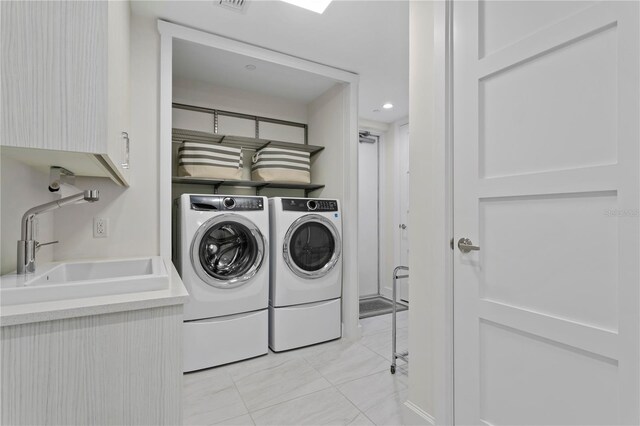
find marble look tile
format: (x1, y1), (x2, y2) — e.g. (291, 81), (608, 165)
(303, 341), (389, 385)
(233, 356), (331, 411)
(285, 337), (347, 360)
(251, 388), (361, 426)
(225, 351), (299, 383)
(359, 316), (392, 337)
(360, 327), (408, 362)
(360, 314), (391, 324)
(337, 370), (407, 414)
(214, 414), (255, 425)
(348, 413), (375, 425)
(393, 363), (410, 387)
(181, 313), (410, 426)
(362, 388), (409, 426)
(183, 368), (248, 426)
(395, 311), (409, 329)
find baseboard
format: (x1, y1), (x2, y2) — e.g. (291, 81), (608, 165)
(403, 400), (436, 425)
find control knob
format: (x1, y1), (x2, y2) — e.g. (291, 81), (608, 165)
(223, 197), (236, 209)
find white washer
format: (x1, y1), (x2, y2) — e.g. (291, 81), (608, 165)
(268, 197), (342, 351)
(176, 194), (269, 372)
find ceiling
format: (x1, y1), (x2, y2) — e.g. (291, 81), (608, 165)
(173, 39), (340, 104)
(131, 0), (409, 123)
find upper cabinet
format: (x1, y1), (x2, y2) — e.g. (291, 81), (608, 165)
(0, 1), (130, 186)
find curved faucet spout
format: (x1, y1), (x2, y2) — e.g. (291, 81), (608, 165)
(17, 190), (100, 274)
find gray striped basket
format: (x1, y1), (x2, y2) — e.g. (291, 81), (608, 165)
(177, 141), (243, 179)
(251, 147), (311, 183)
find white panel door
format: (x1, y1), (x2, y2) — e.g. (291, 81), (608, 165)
(453, 1), (639, 424)
(358, 134), (380, 297)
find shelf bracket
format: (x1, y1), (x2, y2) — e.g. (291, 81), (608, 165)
(304, 186), (323, 198)
(255, 183), (269, 196)
(256, 141), (272, 151)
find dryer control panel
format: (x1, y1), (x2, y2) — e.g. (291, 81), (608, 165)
(282, 198), (338, 212)
(190, 195), (264, 211)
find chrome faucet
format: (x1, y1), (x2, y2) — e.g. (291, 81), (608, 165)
(17, 190), (100, 274)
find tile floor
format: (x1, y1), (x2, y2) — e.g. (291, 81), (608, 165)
(183, 311), (409, 426)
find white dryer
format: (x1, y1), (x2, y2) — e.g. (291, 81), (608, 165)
(176, 194), (269, 371)
(268, 197), (342, 351)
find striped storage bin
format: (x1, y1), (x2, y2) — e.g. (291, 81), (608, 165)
(251, 147), (311, 183)
(177, 141), (243, 179)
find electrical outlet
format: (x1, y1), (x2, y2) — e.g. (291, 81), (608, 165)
(93, 217), (109, 238)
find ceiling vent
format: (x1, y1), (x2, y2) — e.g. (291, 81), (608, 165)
(217, 0), (247, 12)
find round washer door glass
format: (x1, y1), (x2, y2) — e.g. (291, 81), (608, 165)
(284, 215), (341, 279)
(191, 214), (266, 288)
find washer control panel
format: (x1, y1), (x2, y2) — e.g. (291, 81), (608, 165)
(282, 198), (338, 212)
(190, 195), (264, 211)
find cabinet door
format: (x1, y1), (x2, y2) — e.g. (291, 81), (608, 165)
(1, 1), (108, 153)
(107, 1), (131, 181)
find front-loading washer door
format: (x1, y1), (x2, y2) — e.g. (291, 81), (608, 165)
(191, 214), (266, 289)
(283, 214), (341, 279)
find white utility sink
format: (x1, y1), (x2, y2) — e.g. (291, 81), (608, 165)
(1, 257), (169, 306)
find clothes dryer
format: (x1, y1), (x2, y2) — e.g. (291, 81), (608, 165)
(268, 197), (342, 351)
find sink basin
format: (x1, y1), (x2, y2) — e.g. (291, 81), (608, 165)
(1, 257), (169, 306)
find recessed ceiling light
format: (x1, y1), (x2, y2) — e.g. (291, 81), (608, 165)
(245, 64), (256, 71)
(280, 0), (332, 14)
(382, 103), (394, 109)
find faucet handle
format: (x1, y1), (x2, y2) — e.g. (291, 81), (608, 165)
(35, 240), (59, 251)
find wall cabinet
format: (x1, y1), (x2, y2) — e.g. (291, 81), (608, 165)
(0, 1), (130, 186)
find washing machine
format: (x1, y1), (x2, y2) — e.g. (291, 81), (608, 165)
(176, 194), (269, 372)
(268, 197), (342, 351)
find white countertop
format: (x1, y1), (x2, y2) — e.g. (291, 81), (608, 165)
(0, 258), (189, 327)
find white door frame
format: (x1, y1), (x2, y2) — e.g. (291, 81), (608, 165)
(157, 21), (361, 338)
(404, 1), (455, 423)
(357, 128), (382, 298)
(428, 0), (455, 424)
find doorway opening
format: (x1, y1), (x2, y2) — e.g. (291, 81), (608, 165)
(357, 130), (408, 318)
(358, 130), (384, 317)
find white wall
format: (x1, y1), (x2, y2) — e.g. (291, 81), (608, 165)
(308, 82), (360, 338)
(308, 83), (346, 200)
(53, 14), (161, 261)
(0, 157), (56, 275)
(173, 77), (308, 124)
(379, 124), (396, 300)
(406, 1), (451, 424)
(358, 118), (409, 302)
(407, 0), (435, 419)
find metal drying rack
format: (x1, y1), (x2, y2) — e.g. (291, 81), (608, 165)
(390, 265), (409, 374)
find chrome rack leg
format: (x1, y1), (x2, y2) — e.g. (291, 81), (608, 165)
(391, 270), (397, 374)
(391, 265), (409, 374)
